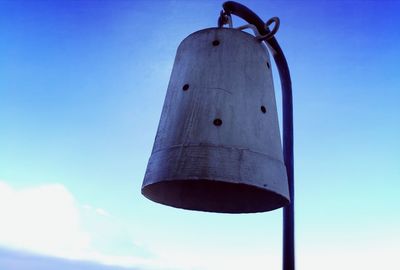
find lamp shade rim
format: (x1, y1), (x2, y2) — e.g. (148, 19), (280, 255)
(141, 179), (290, 214)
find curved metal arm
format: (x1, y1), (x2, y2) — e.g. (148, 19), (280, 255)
(220, 2), (294, 270)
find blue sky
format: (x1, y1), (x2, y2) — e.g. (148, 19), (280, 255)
(0, 0), (399, 269)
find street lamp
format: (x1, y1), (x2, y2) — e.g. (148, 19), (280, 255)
(141, 1), (294, 269)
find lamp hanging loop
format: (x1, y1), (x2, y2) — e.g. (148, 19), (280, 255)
(257, 16), (280, 41)
(218, 10), (233, 28)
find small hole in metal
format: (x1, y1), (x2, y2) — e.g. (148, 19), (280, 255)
(212, 40), (220, 46)
(267, 62), (270, 69)
(261, 106), (267, 113)
(213, 118), (222, 126)
(182, 84), (189, 91)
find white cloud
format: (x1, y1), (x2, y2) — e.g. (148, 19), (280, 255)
(2, 180), (397, 270)
(95, 208), (111, 217)
(0, 181), (159, 269)
(0, 181), (281, 270)
(96, 208), (110, 217)
(82, 204), (111, 217)
(0, 181), (90, 258)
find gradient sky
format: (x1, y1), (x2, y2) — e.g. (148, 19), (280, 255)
(0, 0), (399, 269)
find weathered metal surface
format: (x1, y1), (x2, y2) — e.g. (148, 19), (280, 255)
(142, 27), (289, 213)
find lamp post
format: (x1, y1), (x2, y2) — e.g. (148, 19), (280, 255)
(141, 1), (294, 269)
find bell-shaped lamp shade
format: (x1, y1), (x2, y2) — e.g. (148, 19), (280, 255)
(141, 28), (289, 213)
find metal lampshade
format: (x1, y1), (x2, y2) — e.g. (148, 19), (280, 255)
(141, 27), (289, 213)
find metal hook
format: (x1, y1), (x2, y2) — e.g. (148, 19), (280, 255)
(257, 17), (280, 41)
(218, 10), (233, 28)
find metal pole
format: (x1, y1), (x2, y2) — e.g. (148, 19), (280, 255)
(220, 2), (295, 269)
